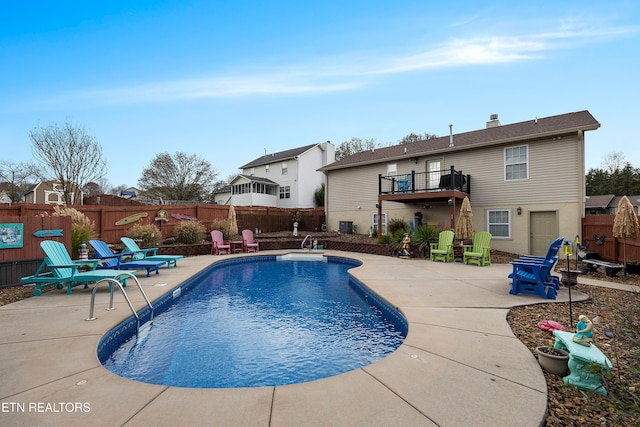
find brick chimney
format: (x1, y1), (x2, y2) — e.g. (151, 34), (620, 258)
(486, 114), (500, 128)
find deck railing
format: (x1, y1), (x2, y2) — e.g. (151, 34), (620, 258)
(379, 166), (470, 195)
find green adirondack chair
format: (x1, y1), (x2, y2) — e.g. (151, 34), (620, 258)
(463, 231), (492, 266)
(121, 237), (184, 268)
(20, 240), (136, 295)
(429, 230), (455, 262)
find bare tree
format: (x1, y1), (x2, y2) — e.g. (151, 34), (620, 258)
(29, 120), (107, 205)
(0, 161), (36, 202)
(398, 132), (438, 144)
(138, 152), (218, 201)
(601, 151), (626, 174)
(335, 137), (379, 161)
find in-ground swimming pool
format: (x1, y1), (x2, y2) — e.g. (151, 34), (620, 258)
(99, 255), (407, 388)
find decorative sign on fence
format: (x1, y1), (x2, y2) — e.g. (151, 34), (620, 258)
(155, 209), (169, 222)
(115, 212), (148, 226)
(171, 213), (198, 221)
(33, 229), (64, 238)
(0, 223), (24, 249)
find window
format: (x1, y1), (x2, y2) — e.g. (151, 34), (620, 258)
(265, 165), (269, 173)
(427, 159), (443, 189)
(279, 186), (290, 199)
(372, 212), (387, 235)
(282, 162), (288, 175)
(487, 209), (511, 238)
(505, 145), (528, 180)
(387, 163), (397, 177)
(250, 167), (255, 176)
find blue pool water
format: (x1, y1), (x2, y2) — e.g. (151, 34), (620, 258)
(99, 255), (407, 388)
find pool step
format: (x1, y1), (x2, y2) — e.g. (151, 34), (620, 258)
(277, 252), (326, 262)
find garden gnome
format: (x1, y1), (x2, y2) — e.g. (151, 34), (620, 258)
(402, 233), (411, 257)
(572, 314), (593, 346)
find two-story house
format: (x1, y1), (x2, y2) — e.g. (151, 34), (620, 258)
(225, 142), (335, 208)
(24, 180), (83, 205)
(319, 111), (600, 256)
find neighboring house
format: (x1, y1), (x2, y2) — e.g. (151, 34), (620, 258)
(319, 111), (600, 256)
(212, 185), (232, 205)
(0, 191), (11, 204)
(225, 142), (335, 208)
(586, 194), (640, 215)
(24, 180), (83, 205)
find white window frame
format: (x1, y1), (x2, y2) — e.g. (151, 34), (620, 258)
(387, 163), (397, 177)
(282, 162), (288, 175)
(279, 185), (290, 199)
(427, 158), (444, 189)
(504, 145), (529, 181)
(372, 212), (388, 235)
(487, 209), (511, 238)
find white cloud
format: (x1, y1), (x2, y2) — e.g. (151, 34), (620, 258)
(38, 19), (639, 106)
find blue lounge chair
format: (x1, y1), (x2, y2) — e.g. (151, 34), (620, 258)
(89, 240), (165, 277)
(508, 236), (563, 285)
(513, 236), (564, 264)
(509, 255), (561, 300)
(120, 237), (184, 268)
(20, 240), (136, 295)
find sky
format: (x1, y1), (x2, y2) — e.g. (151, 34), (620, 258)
(1, 1), (639, 190)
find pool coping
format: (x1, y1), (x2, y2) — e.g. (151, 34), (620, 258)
(0, 250), (591, 426)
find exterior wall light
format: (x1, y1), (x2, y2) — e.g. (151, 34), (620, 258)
(517, 207), (522, 215)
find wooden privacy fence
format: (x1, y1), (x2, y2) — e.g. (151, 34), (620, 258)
(0, 215), (71, 287)
(581, 214), (640, 264)
(0, 204), (325, 247)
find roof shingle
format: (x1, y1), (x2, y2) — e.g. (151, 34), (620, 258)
(321, 110), (600, 171)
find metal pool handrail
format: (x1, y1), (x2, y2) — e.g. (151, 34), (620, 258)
(85, 273), (154, 335)
(301, 235), (312, 250)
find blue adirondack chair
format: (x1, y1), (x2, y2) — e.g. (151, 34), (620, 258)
(513, 236), (564, 264)
(120, 237), (184, 268)
(509, 255), (560, 299)
(508, 236), (563, 287)
(20, 240), (136, 295)
(396, 174), (412, 193)
(90, 240), (165, 277)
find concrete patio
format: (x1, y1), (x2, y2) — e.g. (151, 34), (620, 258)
(0, 251), (592, 426)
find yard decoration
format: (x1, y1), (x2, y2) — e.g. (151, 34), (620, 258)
(612, 195), (639, 278)
(115, 212), (148, 226)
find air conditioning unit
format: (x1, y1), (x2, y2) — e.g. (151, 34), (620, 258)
(339, 221), (353, 234)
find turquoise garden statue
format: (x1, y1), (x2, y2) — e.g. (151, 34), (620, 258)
(572, 314), (593, 346)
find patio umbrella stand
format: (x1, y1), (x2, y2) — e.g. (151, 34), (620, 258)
(454, 196), (473, 261)
(612, 196), (639, 278)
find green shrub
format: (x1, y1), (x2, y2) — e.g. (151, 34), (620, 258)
(412, 226), (439, 256)
(210, 219), (230, 240)
(174, 221), (206, 244)
(50, 206), (97, 258)
(126, 223), (161, 248)
(388, 217), (409, 235)
(378, 234), (391, 244)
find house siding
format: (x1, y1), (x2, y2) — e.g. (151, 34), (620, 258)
(325, 128), (589, 255)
